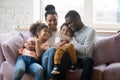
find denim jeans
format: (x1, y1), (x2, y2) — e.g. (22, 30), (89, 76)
(13, 55), (44, 80)
(41, 47), (56, 79)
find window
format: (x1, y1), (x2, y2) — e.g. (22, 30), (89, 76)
(93, 0), (120, 31)
(93, 0), (120, 24)
(37, 0), (120, 31)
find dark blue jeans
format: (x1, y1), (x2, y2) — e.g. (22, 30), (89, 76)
(13, 55), (44, 80)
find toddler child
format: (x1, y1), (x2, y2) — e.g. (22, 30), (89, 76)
(51, 23), (77, 74)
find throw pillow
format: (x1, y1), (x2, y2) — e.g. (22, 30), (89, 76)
(1, 32), (25, 65)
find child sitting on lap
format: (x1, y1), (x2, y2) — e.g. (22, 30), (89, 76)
(51, 23), (77, 74)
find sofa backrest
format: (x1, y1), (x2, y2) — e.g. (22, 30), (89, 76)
(0, 32), (32, 65)
(0, 33), (17, 62)
(21, 31), (33, 41)
(0, 32), (20, 69)
(92, 33), (120, 66)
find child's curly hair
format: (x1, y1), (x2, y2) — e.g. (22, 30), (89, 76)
(29, 22), (50, 37)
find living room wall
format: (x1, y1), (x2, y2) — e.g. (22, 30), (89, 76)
(0, 0), (33, 33)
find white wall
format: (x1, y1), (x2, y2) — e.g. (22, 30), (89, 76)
(0, 0), (33, 33)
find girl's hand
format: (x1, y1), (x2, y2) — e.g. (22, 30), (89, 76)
(18, 49), (23, 54)
(41, 43), (50, 50)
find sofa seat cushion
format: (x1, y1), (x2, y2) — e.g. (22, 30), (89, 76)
(92, 64), (106, 80)
(22, 73), (34, 80)
(1, 32), (25, 65)
(66, 65), (105, 80)
(103, 63), (120, 80)
(0, 61), (34, 80)
(66, 69), (81, 80)
(93, 33), (120, 65)
(3, 75), (34, 80)
(0, 61), (14, 78)
(92, 69), (103, 80)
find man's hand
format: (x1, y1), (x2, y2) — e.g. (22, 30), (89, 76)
(55, 41), (66, 49)
(61, 35), (72, 42)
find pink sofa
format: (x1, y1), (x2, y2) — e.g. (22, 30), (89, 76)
(66, 32), (120, 80)
(0, 32), (35, 80)
(0, 31), (120, 80)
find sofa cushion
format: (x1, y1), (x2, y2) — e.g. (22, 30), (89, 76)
(0, 33), (16, 59)
(0, 32), (17, 80)
(66, 69), (81, 80)
(92, 69), (103, 80)
(1, 32), (25, 65)
(0, 61), (14, 78)
(103, 63), (120, 80)
(0, 44), (4, 66)
(93, 33), (120, 65)
(0, 44), (3, 80)
(21, 32), (33, 41)
(0, 32), (18, 66)
(0, 61), (34, 79)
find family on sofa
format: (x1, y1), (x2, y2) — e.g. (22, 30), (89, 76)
(0, 4), (96, 80)
(0, 4), (120, 80)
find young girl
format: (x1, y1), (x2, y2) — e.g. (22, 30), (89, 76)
(13, 22), (50, 80)
(23, 5), (59, 80)
(51, 23), (77, 74)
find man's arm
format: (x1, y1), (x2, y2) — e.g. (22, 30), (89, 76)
(55, 41), (66, 49)
(71, 29), (95, 54)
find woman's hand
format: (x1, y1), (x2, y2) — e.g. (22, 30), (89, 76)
(24, 40), (35, 51)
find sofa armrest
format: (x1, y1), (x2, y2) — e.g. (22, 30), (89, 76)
(0, 44), (4, 80)
(0, 44), (5, 68)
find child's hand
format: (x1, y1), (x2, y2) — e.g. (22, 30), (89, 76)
(18, 49), (23, 54)
(41, 43), (50, 50)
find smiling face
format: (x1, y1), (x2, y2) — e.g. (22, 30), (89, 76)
(60, 25), (73, 37)
(37, 27), (50, 41)
(45, 14), (58, 31)
(65, 17), (80, 32)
